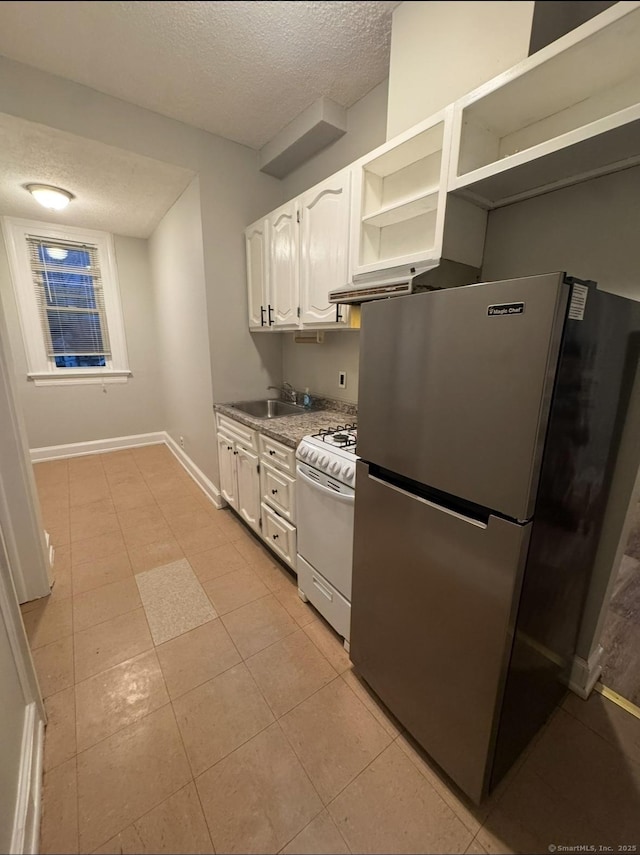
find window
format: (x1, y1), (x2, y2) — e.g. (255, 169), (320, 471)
(2, 218), (130, 385)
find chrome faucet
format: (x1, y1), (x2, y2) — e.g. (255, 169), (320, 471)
(267, 382), (298, 404)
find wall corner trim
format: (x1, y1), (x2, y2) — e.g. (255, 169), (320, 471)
(29, 432), (223, 509)
(11, 703), (44, 855)
(163, 433), (224, 509)
(568, 645), (604, 699)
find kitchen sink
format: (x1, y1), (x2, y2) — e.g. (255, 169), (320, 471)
(230, 399), (307, 419)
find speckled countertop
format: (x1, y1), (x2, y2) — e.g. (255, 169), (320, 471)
(214, 400), (357, 449)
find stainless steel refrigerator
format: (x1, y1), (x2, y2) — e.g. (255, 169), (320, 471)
(351, 272), (640, 803)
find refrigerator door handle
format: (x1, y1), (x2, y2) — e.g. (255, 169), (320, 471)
(368, 473), (488, 530)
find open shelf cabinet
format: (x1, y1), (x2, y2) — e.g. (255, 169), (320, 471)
(351, 112), (450, 277)
(449, 2), (640, 208)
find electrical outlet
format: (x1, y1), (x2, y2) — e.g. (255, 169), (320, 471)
(179, 436), (185, 449)
(338, 370), (347, 389)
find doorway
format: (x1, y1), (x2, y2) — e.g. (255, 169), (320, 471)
(600, 500), (640, 706)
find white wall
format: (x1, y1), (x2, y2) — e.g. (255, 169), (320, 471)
(0, 585), (27, 853)
(482, 164), (640, 670)
(386, 1), (534, 138)
(0, 230), (164, 448)
(149, 179), (219, 484)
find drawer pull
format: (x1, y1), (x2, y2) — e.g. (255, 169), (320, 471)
(269, 449), (276, 456)
(271, 488), (278, 494)
(272, 533), (279, 540)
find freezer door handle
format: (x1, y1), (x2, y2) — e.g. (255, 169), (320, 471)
(368, 473), (488, 529)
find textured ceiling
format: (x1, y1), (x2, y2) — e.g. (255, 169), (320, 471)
(0, 113), (194, 237)
(0, 0), (399, 149)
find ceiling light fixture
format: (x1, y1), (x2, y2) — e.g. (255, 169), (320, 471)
(25, 184), (74, 211)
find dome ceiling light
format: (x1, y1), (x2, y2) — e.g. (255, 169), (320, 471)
(25, 184), (74, 211)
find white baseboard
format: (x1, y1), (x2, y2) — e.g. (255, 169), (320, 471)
(568, 645), (604, 699)
(11, 703), (44, 855)
(29, 432), (224, 510)
(30, 432), (166, 462)
(164, 433), (224, 509)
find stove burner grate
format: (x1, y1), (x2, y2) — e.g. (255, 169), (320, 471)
(311, 423), (357, 449)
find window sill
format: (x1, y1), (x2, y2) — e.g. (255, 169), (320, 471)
(27, 370), (132, 387)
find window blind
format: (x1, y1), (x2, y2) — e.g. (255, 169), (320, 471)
(26, 236), (111, 360)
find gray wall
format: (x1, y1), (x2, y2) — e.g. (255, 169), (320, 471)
(482, 166), (640, 301)
(149, 179), (218, 485)
(0, 230), (164, 448)
(281, 79), (389, 201)
(280, 82), (389, 404)
(282, 331), (361, 405)
(482, 165), (640, 666)
(0, 56), (284, 482)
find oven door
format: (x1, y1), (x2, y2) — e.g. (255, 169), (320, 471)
(296, 463), (355, 599)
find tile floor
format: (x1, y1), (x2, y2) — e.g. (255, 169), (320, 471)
(24, 445), (640, 854)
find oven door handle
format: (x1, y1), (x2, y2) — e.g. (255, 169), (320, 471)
(296, 465), (355, 503)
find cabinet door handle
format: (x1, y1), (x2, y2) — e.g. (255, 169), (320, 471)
(269, 450), (276, 456)
(260, 306), (266, 326)
(336, 303), (343, 323)
(233, 450), (238, 455)
(271, 488), (278, 494)
(227, 445), (233, 451)
(272, 533), (279, 540)
(268, 304), (274, 326)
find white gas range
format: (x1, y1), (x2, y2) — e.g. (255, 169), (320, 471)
(295, 424), (358, 649)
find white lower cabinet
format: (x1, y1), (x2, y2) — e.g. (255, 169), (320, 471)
(217, 431), (238, 510)
(236, 445), (261, 532)
(260, 458), (296, 524)
(261, 502), (297, 567)
(216, 414), (298, 569)
(216, 417), (260, 535)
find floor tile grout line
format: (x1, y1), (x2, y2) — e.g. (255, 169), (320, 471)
(158, 623), (243, 703)
(274, 672), (396, 810)
(71, 593), (141, 637)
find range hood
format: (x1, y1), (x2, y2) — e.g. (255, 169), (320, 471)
(329, 259), (480, 304)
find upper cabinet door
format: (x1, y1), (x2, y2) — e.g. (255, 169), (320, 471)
(268, 201), (299, 328)
(299, 170), (351, 326)
(245, 219), (269, 330)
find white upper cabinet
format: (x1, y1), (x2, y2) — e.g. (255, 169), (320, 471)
(245, 218), (269, 330)
(449, 2), (640, 208)
(349, 108), (486, 280)
(268, 201), (299, 328)
(299, 169), (351, 326)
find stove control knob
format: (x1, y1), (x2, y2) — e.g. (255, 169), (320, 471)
(342, 464), (355, 484)
(329, 460), (342, 476)
(297, 445), (308, 461)
(308, 450), (318, 465)
(318, 453), (329, 469)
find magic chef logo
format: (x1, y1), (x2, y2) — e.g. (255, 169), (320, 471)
(487, 302), (525, 317)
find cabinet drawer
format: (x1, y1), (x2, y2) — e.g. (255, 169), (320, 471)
(261, 502), (297, 569)
(297, 555), (351, 642)
(216, 414), (258, 451)
(259, 434), (296, 475)
(260, 459), (296, 524)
